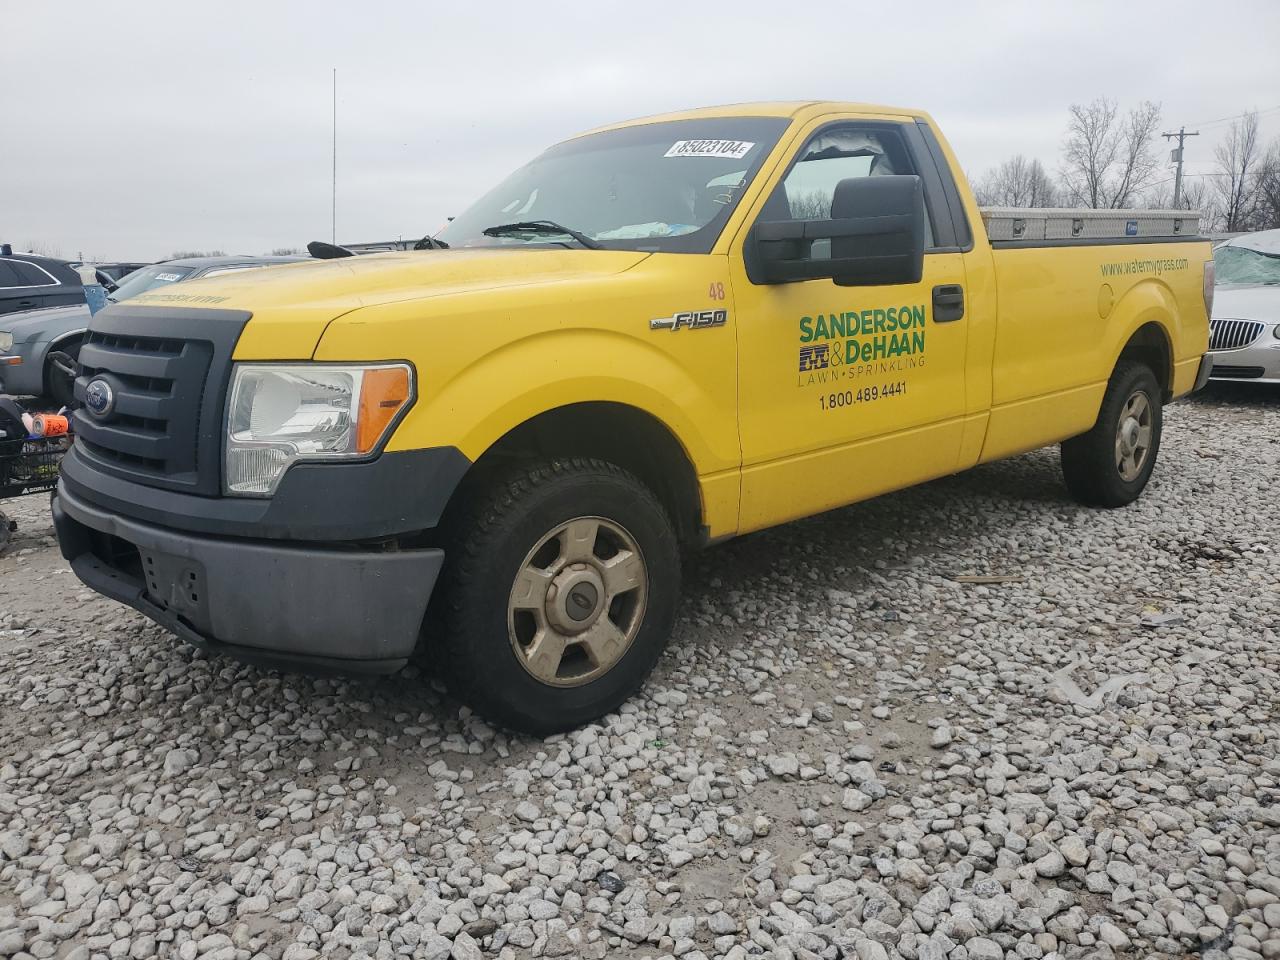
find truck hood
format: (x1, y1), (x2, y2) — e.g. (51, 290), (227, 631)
(126, 248), (652, 359)
(1213, 283), (1280, 323)
(1, 302), (91, 343)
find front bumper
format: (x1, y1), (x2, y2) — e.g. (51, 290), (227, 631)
(1207, 342), (1280, 384)
(54, 479), (445, 674)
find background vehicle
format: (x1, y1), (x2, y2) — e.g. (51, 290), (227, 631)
(78, 261), (150, 284)
(1208, 229), (1280, 383)
(52, 102), (1213, 735)
(0, 254), (305, 403)
(0, 249), (85, 316)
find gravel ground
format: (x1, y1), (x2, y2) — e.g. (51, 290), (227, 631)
(1, 385), (1278, 960)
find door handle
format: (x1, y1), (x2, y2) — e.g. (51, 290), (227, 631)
(932, 285), (964, 323)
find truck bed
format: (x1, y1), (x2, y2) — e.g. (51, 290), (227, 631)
(981, 208), (1201, 243)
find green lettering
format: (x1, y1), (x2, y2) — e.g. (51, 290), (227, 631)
(861, 341), (873, 362)
(845, 339), (860, 364)
(885, 306), (898, 332)
(828, 312), (845, 338)
(911, 304), (925, 328)
(912, 331), (926, 353)
(800, 316), (813, 343)
(873, 308), (886, 334)
(813, 314), (829, 341)
(861, 309), (872, 335)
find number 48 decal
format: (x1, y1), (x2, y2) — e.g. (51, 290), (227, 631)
(708, 281), (725, 300)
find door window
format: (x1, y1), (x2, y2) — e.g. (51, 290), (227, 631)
(763, 125), (934, 253)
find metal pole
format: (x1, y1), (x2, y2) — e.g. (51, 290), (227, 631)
(1162, 127), (1200, 208)
(327, 68), (332, 244)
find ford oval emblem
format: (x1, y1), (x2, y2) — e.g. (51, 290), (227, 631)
(85, 378), (115, 418)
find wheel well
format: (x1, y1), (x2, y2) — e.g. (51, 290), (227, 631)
(47, 331), (84, 356)
(1117, 323), (1172, 400)
(456, 403), (704, 545)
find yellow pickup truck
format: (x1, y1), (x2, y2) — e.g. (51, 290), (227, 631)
(54, 101), (1214, 733)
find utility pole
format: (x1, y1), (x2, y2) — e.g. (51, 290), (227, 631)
(332, 68), (337, 244)
(1162, 127), (1199, 208)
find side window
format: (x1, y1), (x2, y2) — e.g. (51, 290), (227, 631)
(11, 262), (59, 287)
(763, 125), (934, 252)
(0, 262), (22, 288)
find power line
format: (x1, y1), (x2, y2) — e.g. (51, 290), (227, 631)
(1186, 104), (1280, 129)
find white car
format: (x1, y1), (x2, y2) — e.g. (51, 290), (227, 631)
(1209, 229), (1280, 384)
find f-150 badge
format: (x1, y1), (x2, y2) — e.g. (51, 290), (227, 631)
(650, 309), (728, 331)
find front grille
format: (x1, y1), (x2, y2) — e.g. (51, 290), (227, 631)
(1209, 318), (1265, 352)
(1210, 364), (1266, 379)
(68, 305), (251, 496)
(74, 332), (213, 485)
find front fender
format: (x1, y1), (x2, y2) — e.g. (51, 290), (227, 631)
(388, 326), (735, 475)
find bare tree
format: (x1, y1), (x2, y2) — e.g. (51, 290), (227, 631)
(973, 155), (1059, 207)
(169, 249), (226, 259)
(1254, 140), (1280, 230)
(1060, 98), (1162, 208)
(269, 247), (301, 256)
(1212, 112), (1262, 232)
(23, 241), (65, 259)
(787, 189), (832, 220)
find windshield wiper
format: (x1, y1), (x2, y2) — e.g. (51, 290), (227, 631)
(413, 233), (449, 250)
(481, 220), (602, 250)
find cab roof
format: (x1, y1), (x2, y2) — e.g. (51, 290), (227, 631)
(574, 100), (928, 139)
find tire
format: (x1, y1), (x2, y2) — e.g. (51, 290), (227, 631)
(435, 457), (681, 735)
(1061, 361), (1163, 508)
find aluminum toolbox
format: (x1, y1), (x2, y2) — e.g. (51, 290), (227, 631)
(982, 208), (1201, 242)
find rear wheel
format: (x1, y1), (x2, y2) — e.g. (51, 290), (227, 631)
(436, 457), (680, 735)
(1061, 362), (1163, 507)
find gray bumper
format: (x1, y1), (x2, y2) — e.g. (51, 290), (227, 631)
(53, 481), (442, 674)
(1207, 343), (1280, 384)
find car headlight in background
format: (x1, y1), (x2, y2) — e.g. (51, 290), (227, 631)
(225, 363), (413, 496)
(0, 332), (13, 353)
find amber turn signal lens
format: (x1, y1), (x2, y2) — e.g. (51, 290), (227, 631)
(356, 366), (411, 453)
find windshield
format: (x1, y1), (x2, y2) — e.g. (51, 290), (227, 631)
(109, 264), (196, 301)
(435, 117), (791, 253)
(1214, 244), (1280, 285)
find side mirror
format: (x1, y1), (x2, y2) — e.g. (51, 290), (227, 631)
(749, 174), (925, 286)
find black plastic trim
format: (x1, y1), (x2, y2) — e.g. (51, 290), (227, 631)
(59, 442), (472, 541)
(991, 235), (1209, 249)
(914, 119), (973, 252)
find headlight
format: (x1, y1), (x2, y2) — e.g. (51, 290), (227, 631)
(225, 363), (413, 496)
(0, 332), (13, 353)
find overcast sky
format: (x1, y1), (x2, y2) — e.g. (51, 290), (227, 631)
(5, 0), (1280, 262)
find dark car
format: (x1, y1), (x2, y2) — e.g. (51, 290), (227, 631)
(83, 262), (150, 284)
(0, 255), (305, 402)
(0, 248), (85, 316)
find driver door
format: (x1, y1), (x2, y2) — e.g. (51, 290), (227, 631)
(731, 118), (971, 531)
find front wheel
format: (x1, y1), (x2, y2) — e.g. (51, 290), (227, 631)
(1060, 362), (1163, 507)
(435, 458), (681, 735)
